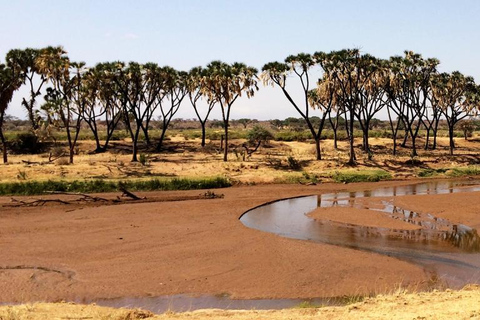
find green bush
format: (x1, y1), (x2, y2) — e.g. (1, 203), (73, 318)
(287, 156), (302, 170)
(331, 170), (391, 183)
(417, 168), (447, 177)
(247, 126), (274, 145)
(9, 132), (49, 154)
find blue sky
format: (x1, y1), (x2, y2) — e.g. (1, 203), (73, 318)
(1, 0), (479, 120)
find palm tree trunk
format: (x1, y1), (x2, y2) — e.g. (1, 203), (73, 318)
(132, 129), (140, 162)
(449, 126), (455, 155)
(424, 128), (430, 150)
(333, 128), (338, 149)
(201, 122), (206, 147)
(392, 135), (397, 156)
(314, 137), (321, 160)
(223, 123), (228, 161)
(401, 130), (408, 147)
(347, 109), (356, 165)
(0, 128), (7, 164)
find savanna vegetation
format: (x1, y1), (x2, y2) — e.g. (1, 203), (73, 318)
(1, 46), (480, 189)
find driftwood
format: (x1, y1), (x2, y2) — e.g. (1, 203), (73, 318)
(4, 190), (224, 208)
(9, 198), (70, 207)
(6, 191), (126, 207)
(44, 191), (113, 202)
(119, 187), (145, 200)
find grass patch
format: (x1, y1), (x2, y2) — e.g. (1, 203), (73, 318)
(272, 171), (319, 184)
(446, 166), (480, 177)
(418, 166), (480, 178)
(417, 168), (448, 177)
(331, 170), (392, 183)
(0, 177), (231, 196)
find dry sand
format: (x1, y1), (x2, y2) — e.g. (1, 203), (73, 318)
(0, 182), (436, 303)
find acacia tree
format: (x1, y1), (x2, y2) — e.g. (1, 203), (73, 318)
(262, 53), (330, 160)
(187, 66), (215, 147)
(203, 61), (258, 161)
(432, 71), (479, 155)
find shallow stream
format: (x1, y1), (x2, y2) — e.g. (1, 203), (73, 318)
(240, 179), (480, 288)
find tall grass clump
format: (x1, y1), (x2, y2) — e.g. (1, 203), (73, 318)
(0, 177), (231, 196)
(418, 166), (480, 178)
(331, 170), (391, 183)
(446, 166), (480, 177)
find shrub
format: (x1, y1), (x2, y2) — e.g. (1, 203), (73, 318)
(9, 132), (48, 154)
(331, 170), (391, 183)
(287, 156), (302, 170)
(246, 125), (274, 145)
(139, 153), (147, 166)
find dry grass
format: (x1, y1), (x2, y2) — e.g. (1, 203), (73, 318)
(2, 136), (480, 185)
(1, 286), (479, 319)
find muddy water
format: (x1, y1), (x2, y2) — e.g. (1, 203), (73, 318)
(240, 179), (480, 288)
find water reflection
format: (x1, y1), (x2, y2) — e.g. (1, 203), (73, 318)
(240, 179), (480, 286)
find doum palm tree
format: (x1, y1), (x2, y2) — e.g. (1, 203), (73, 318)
(0, 64), (22, 163)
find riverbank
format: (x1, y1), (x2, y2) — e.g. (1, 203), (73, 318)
(2, 285), (479, 319)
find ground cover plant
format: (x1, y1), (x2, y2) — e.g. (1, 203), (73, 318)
(0, 176), (231, 196)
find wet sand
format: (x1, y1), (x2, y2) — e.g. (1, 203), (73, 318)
(308, 207), (422, 230)
(0, 180), (476, 303)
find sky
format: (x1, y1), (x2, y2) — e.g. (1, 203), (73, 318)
(1, 0), (480, 121)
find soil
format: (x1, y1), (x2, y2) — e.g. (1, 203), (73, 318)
(0, 181), (447, 304)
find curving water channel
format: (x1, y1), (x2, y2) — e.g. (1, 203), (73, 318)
(240, 179), (480, 288)
(20, 179), (478, 313)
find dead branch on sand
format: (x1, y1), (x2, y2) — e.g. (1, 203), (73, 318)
(44, 191), (113, 202)
(8, 198), (71, 207)
(6, 191), (128, 207)
(119, 187), (146, 200)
